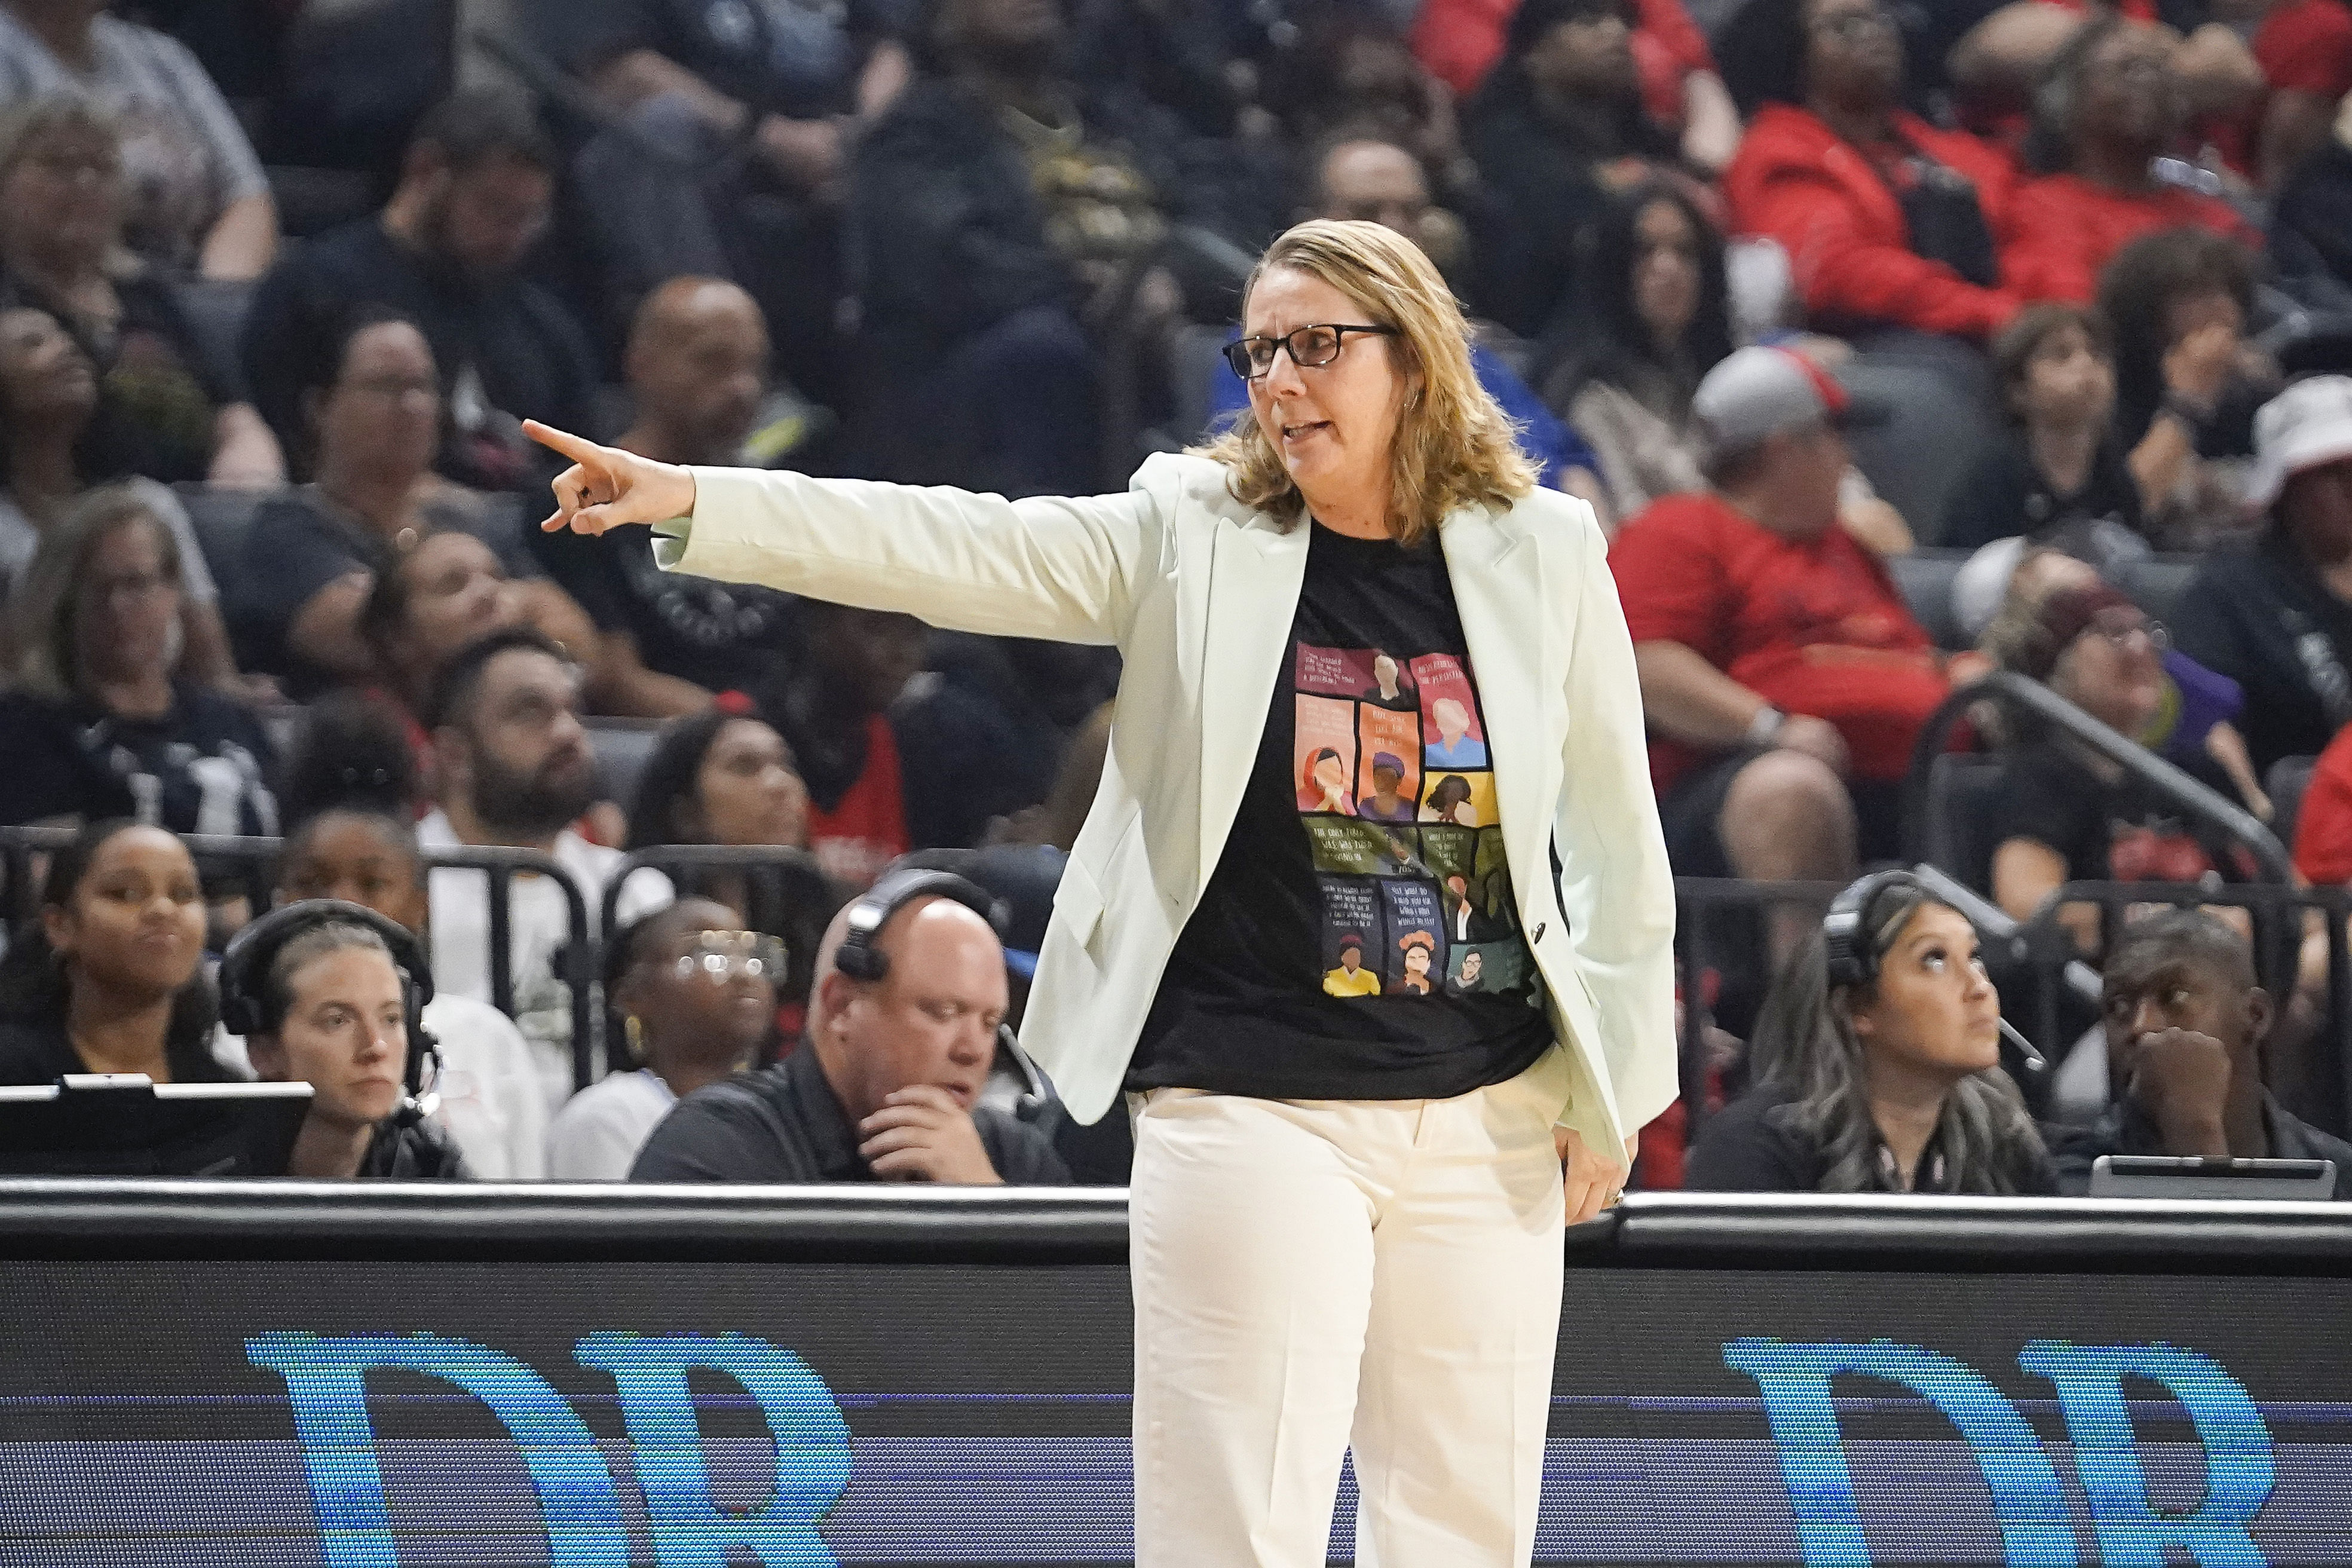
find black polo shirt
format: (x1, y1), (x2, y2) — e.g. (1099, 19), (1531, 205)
(2046, 1092), (2352, 1197)
(628, 1045), (1071, 1184)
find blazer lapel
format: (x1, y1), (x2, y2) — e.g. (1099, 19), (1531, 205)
(1196, 513), (1311, 885)
(1446, 501), (1572, 898)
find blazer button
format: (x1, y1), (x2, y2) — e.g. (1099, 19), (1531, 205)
(1533, 923), (1546, 942)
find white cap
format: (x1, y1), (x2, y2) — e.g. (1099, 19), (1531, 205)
(1691, 345), (1886, 461)
(2249, 375), (2352, 510)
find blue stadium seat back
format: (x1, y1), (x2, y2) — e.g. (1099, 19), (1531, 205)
(1888, 549), (1971, 650)
(587, 721), (662, 808)
(1923, 751), (2009, 893)
(173, 483), (272, 588)
(2268, 754), (2319, 856)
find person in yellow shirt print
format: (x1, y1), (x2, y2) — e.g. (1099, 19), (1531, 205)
(1322, 932), (1384, 997)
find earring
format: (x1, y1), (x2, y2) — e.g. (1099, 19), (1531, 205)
(623, 1015), (645, 1061)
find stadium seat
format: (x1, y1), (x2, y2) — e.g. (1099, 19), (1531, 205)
(1888, 549), (1971, 650)
(586, 718), (663, 807)
(2270, 754), (2319, 855)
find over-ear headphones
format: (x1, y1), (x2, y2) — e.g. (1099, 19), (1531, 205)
(219, 899), (442, 1122)
(833, 868), (1003, 984)
(1821, 870), (1927, 992)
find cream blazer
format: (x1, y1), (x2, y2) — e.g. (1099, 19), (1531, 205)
(660, 452), (1678, 1153)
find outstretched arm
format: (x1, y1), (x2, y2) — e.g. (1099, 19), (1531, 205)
(528, 421), (1151, 646)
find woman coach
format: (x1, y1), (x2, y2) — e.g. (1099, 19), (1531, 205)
(531, 219), (1676, 1567)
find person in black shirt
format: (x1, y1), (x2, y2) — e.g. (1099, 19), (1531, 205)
(529, 278), (797, 697)
(1977, 580), (2249, 948)
(223, 903), (470, 1180)
(0, 486), (277, 838)
(1940, 302), (2144, 550)
(1686, 872), (2056, 1193)
(2171, 374), (2352, 776)
(0, 820), (229, 1088)
(633, 874), (1069, 1183)
(238, 90), (598, 494)
(2046, 908), (2352, 1195)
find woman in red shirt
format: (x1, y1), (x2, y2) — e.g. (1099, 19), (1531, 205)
(2005, 16), (2261, 306)
(1720, 0), (2024, 344)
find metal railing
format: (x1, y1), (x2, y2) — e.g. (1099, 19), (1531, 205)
(421, 846), (596, 1092)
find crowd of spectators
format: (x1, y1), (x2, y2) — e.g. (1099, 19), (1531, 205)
(7, 0), (2352, 1196)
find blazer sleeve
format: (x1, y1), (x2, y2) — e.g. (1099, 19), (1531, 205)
(1555, 510), (1681, 1139)
(658, 464), (1156, 647)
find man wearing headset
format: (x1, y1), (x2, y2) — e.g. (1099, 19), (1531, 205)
(630, 869), (1071, 1184)
(223, 902), (471, 1180)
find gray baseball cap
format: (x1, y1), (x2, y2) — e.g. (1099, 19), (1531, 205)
(1692, 345), (1889, 458)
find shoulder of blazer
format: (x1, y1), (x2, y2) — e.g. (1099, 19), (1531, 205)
(1138, 450), (1283, 531)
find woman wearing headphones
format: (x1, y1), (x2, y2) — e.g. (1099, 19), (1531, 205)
(1686, 872), (2055, 1194)
(529, 216), (1674, 1567)
(222, 902), (470, 1180)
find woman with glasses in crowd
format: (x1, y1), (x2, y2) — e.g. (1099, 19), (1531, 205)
(0, 484), (277, 837)
(1686, 872), (2054, 1193)
(0, 819), (225, 1085)
(548, 899), (783, 1179)
(624, 699), (831, 1040)
(529, 214), (1673, 1567)
(0, 98), (281, 486)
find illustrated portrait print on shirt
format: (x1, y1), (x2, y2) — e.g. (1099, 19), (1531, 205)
(1293, 641), (1532, 1006)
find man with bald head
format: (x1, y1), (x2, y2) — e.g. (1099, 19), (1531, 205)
(630, 871), (1070, 1183)
(528, 277), (798, 695)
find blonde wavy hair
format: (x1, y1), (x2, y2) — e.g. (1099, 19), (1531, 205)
(1192, 219), (1536, 546)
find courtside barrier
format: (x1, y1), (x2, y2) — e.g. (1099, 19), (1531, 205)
(1, 1184), (2347, 1566)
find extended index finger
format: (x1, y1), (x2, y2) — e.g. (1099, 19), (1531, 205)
(522, 418), (607, 467)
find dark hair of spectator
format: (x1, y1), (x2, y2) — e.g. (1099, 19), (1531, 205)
(1501, 0), (1634, 59)
(277, 300), (433, 479)
(1477, 0), (1673, 160)
(6, 483), (181, 702)
(279, 691), (422, 829)
(1543, 180), (1732, 411)
(2096, 226), (2255, 442)
(1716, 0), (1811, 117)
(624, 705), (751, 852)
(2022, 12), (2126, 176)
(1748, 881), (2045, 1194)
(407, 87), (555, 177)
(0, 819), (220, 1069)
(421, 624), (571, 734)
(2105, 906), (2259, 993)
(357, 521), (466, 661)
(283, 804), (422, 881)
(1990, 302), (2112, 421)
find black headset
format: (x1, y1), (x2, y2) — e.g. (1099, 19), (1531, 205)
(832, 868), (1003, 984)
(1821, 869), (1927, 992)
(218, 899), (442, 1124)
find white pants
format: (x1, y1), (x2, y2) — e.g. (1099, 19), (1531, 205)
(1129, 1046), (1571, 1568)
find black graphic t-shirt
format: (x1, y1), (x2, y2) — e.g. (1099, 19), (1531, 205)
(1128, 524), (1553, 1100)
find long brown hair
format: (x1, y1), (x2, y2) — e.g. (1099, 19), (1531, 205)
(1192, 219), (1537, 546)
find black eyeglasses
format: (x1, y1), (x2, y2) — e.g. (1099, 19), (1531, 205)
(1223, 323), (1397, 380)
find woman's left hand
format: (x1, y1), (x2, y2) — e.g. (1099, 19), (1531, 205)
(1556, 1127), (1637, 1224)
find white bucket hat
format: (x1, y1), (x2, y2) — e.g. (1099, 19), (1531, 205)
(2247, 375), (2352, 510)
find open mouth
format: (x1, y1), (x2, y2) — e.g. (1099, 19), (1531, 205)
(1281, 421), (1331, 442)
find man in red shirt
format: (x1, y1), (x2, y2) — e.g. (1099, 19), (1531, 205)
(1609, 347), (1952, 954)
(2006, 17), (2262, 304)
(2212, 0), (2352, 188)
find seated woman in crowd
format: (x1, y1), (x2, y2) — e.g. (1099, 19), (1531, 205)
(229, 305), (702, 714)
(0, 485), (277, 835)
(1718, 0), (2022, 348)
(0, 819), (227, 1085)
(255, 700), (549, 1177)
(0, 302), (241, 685)
(0, 7), (278, 278)
(1542, 180), (1734, 518)
(0, 99), (281, 486)
(1685, 872), (2055, 1193)
(1463, 0), (1686, 339)
(1977, 574), (2253, 951)
(2099, 226), (2277, 550)
(625, 700), (831, 1036)
(547, 899), (782, 1179)
(1941, 303), (2145, 551)
(2173, 374), (2352, 775)
(225, 903), (470, 1178)
(2004, 16), (2261, 307)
